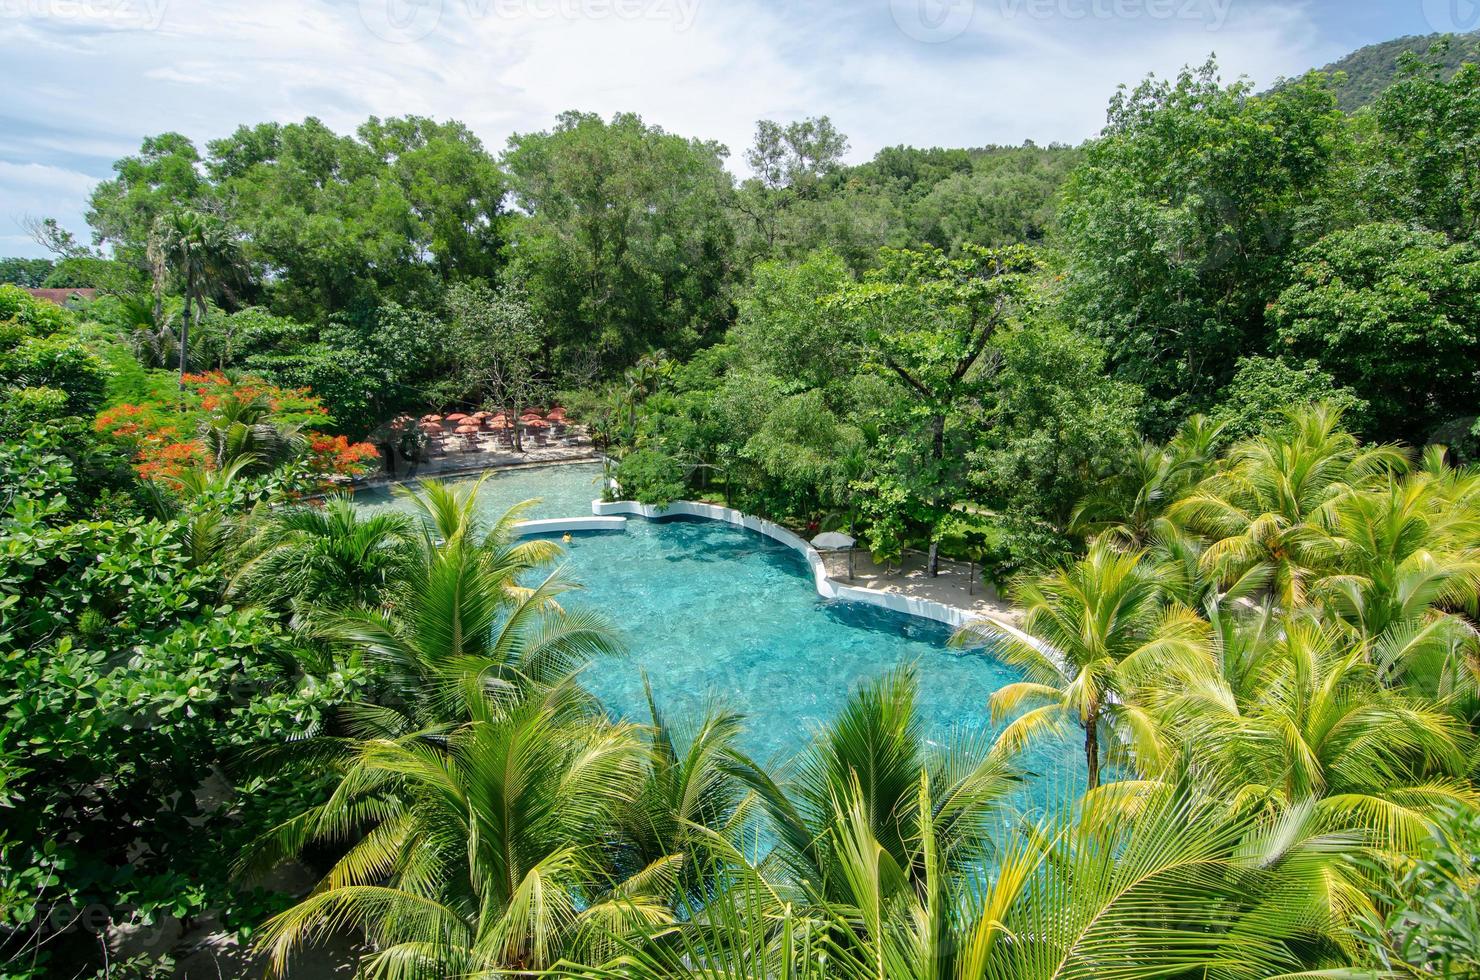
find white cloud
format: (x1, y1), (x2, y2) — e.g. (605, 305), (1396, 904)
(0, 0), (1378, 255)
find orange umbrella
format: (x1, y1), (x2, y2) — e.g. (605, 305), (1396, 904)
(446, 412), (469, 422)
(421, 413), (443, 423)
(487, 418), (512, 431)
(455, 423), (480, 434)
(523, 418), (550, 429)
(471, 410), (492, 420)
(419, 421), (442, 432)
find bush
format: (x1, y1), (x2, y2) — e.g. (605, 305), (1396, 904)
(615, 448), (688, 507)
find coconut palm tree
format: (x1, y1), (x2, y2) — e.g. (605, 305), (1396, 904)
(586, 779), (1377, 980)
(1316, 474), (1480, 694)
(148, 209), (240, 393)
(953, 541), (1209, 790)
(1071, 414), (1226, 549)
(253, 681), (662, 976)
(732, 668), (1022, 907)
(309, 489), (621, 724)
(230, 495), (417, 616)
(1170, 403), (1408, 608)
(199, 390), (305, 472)
(1151, 613), (1476, 851)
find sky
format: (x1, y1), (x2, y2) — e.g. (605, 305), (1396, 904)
(1, 0), (1471, 257)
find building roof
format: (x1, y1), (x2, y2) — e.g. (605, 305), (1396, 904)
(24, 287), (98, 306)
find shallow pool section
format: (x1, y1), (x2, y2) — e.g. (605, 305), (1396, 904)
(354, 462), (605, 522)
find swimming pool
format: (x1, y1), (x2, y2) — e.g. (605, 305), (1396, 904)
(358, 463), (1077, 800)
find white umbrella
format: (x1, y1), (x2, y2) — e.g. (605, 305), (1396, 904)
(811, 531), (856, 551)
(811, 531), (857, 580)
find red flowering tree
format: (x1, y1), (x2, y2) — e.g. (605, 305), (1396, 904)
(97, 371), (377, 484)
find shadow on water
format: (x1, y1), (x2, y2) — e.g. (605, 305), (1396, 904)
(649, 516), (811, 575)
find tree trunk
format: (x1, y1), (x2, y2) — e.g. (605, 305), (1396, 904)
(1084, 711), (1100, 791)
(927, 412), (945, 577)
(177, 289), (192, 406)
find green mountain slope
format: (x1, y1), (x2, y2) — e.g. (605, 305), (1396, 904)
(1280, 31), (1480, 111)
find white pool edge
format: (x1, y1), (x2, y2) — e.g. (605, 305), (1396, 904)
(584, 498), (1049, 656)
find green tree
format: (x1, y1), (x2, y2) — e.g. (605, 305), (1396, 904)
(1059, 63), (1348, 428)
(147, 209), (242, 391)
(1171, 404), (1408, 608)
(230, 496), (417, 616)
(0, 257), (54, 287)
(1209, 355), (1369, 441)
(1362, 49), (1480, 242)
(730, 250), (857, 397)
(1272, 223), (1480, 441)
(504, 111), (736, 369)
(831, 244), (1034, 574)
(954, 541), (1208, 790)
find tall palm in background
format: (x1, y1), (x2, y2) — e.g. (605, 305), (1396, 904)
(954, 541), (1208, 789)
(148, 208), (241, 393)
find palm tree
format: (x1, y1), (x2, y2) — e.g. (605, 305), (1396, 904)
(605, 679), (752, 908)
(589, 779), (1376, 980)
(1316, 474), (1480, 694)
(148, 209), (240, 394)
(953, 541), (1209, 790)
(199, 391), (304, 472)
(733, 668), (1021, 906)
(147, 455), (261, 570)
(1171, 403), (1408, 608)
(310, 489), (621, 723)
(230, 495), (417, 617)
(622, 350), (673, 432)
(1071, 414), (1226, 549)
(253, 681), (661, 976)
(1152, 613), (1476, 850)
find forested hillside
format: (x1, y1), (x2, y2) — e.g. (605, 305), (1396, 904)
(1277, 29), (1480, 111)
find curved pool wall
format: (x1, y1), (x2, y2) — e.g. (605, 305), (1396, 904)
(586, 499), (978, 629)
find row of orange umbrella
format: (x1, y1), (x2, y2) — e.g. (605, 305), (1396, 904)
(417, 407), (567, 438)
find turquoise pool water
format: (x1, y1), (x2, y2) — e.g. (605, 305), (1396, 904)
(358, 463), (1077, 803)
(353, 462), (607, 522)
